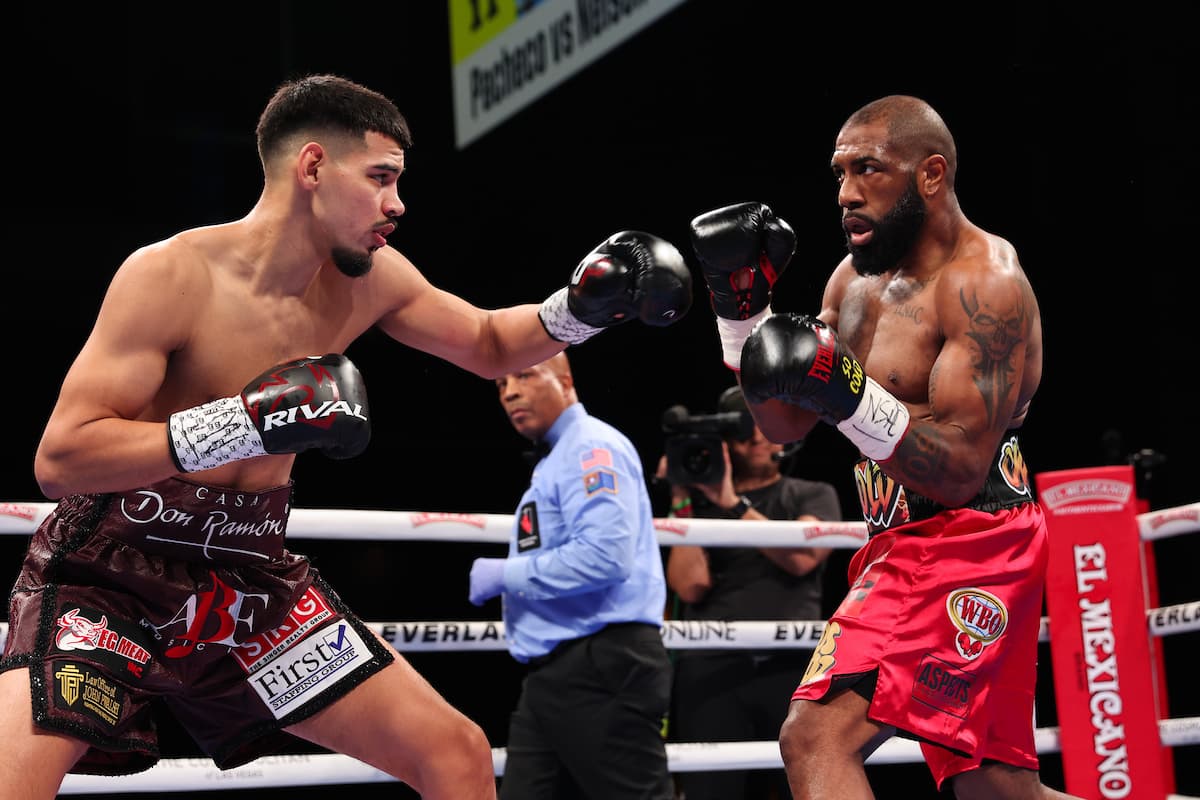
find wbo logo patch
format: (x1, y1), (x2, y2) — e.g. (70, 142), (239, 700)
(946, 587), (1008, 660)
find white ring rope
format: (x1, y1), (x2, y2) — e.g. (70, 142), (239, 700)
(2, 601), (1198, 658)
(1, 499), (1196, 795)
(2, 501), (1198, 546)
(53, 718), (1200, 794)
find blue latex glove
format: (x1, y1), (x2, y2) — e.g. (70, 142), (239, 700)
(469, 557), (507, 606)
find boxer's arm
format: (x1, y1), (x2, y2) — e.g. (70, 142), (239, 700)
(372, 248), (567, 379)
(35, 245), (196, 498)
(883, 266), (1036, 506)
(372, 233), (689, 380)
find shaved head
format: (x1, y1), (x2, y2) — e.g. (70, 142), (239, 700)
(843, 95), (958, 186)
(542, 351), (573, 382)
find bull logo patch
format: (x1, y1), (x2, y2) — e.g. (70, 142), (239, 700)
(54, 605), (153, 680)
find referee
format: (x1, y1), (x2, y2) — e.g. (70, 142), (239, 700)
(469, 351), (672, 800)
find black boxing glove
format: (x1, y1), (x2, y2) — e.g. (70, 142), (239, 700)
(690, 202), (795, 369)
(740, 313), (910, 461)
(538, 231), (692, 344)
(167, 354), (371, 473)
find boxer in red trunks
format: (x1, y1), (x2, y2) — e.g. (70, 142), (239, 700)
(0, 75), (691, 800)
(690, 95), (1081, 798)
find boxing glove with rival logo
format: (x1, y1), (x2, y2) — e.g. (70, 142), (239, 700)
(168, 353), (371, 473)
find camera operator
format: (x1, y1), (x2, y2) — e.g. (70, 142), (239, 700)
(660, 385), (841, 800)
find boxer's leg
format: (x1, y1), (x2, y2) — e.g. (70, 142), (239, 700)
(0, 667), (89, 800)
(286, 627), (495, 800)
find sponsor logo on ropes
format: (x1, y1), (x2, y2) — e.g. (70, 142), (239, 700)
(381, 622), (504, 645)
(409, 512), (488, 528)
(1149, 601), (1200, 632)
(1144, 506), (1200, 533)
(803, 522), (869, 543)
(1073, 542), (1132, 799)
(946, 588), (1007, 661)
(660, 620), (737, 643)
(652, 518), (688, 536)
(0, 502), (38, 521)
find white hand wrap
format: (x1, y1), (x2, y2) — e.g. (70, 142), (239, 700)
(168, 396), (267, 473)
(835, 376), (911, 461)
(716, 308), (772, 371)
(538, 287), (604, 344)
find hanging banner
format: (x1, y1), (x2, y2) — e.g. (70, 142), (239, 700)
(1036, 465), (1170, 799)
(449, 0), (688, 148)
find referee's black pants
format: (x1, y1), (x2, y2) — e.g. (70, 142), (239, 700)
(499, 622), (673, 800)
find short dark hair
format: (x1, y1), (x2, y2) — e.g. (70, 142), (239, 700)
(255, 74), (413, 163)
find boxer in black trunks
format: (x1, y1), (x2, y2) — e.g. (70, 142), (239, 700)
(0, 74), (691, 800)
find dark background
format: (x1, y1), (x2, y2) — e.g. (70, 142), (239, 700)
(9, 3), (1198, 798)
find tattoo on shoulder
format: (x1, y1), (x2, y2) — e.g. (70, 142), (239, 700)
(959, 287), (1025, 427)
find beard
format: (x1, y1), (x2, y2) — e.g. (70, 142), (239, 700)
(846, 176), (926, 276)
(332, 247), (374, 278)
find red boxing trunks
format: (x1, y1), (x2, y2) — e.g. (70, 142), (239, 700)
(792, 503), (1048, 789)
(0, 477), (393, 775)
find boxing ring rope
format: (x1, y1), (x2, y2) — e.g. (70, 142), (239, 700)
(1, 500), (1198, 796)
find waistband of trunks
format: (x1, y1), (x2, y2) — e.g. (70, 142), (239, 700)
(95, 476), (294, 565)
(856, 430), (1036, 535)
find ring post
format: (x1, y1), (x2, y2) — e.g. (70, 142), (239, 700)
(1037, 464), (1171, 799)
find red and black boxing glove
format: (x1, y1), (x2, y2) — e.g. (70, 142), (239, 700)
(690, 201), (796, 321)
(167, 353), (371, 473)
(689, 201), (796, 370)
(740, 313), (909, 461)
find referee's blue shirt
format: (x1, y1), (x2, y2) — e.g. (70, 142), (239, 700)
(501, 402), (666, 663)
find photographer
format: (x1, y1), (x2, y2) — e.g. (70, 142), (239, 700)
(660, 386), (840, 800)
